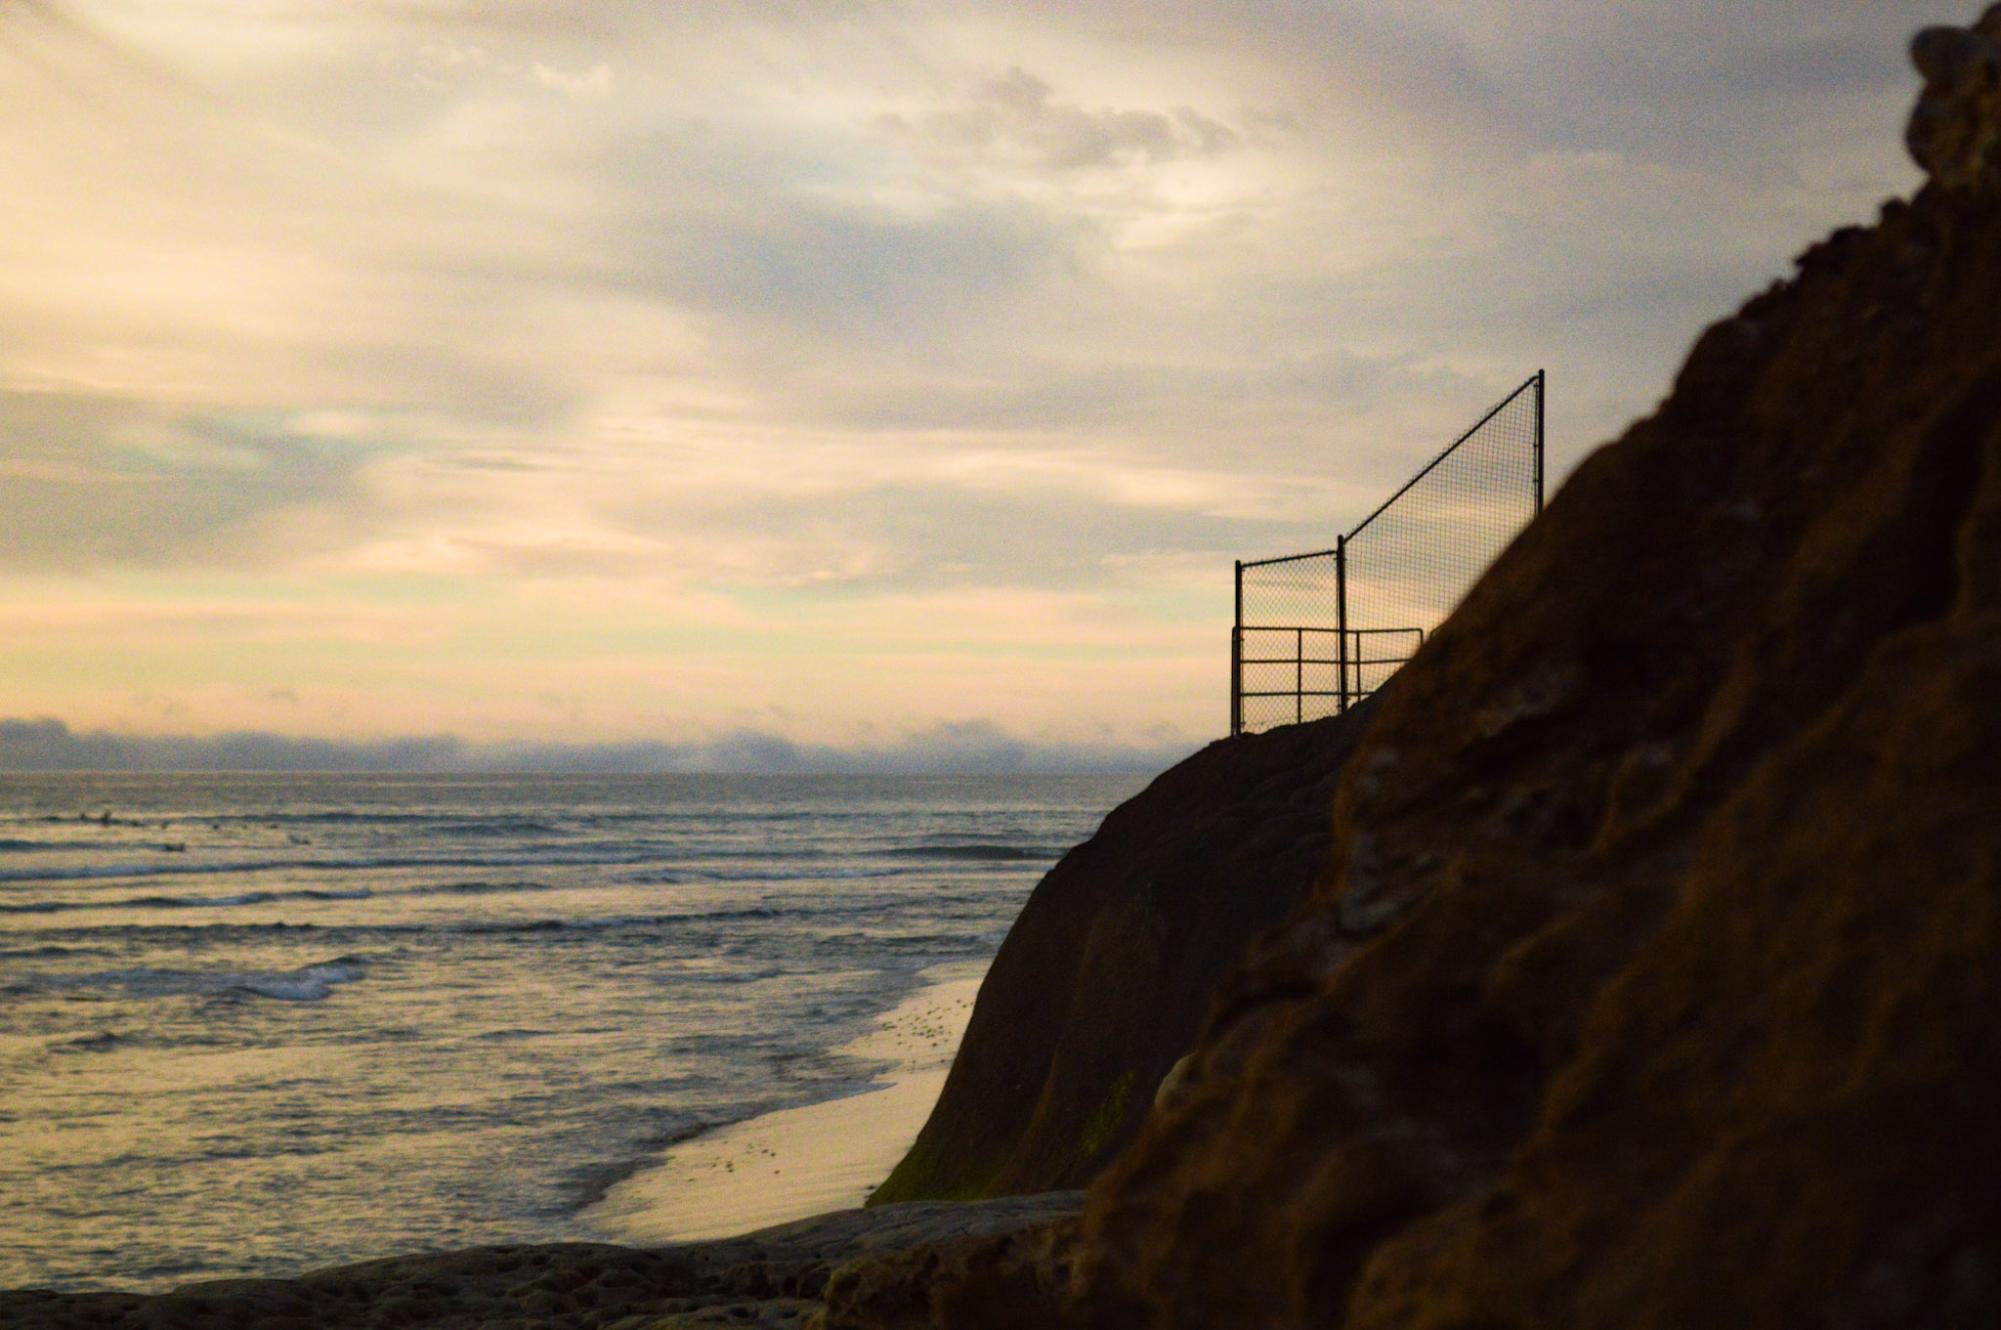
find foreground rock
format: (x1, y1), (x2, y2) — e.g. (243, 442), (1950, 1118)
(872, 704), (1374, 1203)
(0, 1192), (1081, 1329)
(826, 11), (2001, 1328)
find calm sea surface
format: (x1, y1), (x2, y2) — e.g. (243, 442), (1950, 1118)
(0, 772), (1140, 1292)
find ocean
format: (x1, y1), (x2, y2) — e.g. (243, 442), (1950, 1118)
(0, 771), (1140, 1292)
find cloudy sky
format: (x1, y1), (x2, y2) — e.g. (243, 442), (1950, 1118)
(0, 1), (1957, 770)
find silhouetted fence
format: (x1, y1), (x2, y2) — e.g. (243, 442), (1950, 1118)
(1232, 371), (1544, 735)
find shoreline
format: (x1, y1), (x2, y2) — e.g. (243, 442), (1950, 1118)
(2, 1191), (1088, 1327)
(585, 959), (984, 1243)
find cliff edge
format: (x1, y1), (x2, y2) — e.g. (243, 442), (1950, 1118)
(825, 11), (2001, 1327)
(873, 704), (1375, 1203)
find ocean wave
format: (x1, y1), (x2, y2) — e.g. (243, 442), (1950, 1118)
(6, 889), (999, 941)
(443, 819), (565, 838)
(174, 811), (567, 834)
(23, 955), (371, 1003)
(4, 880), (570, 916)
(0, 942), (105, 960)
(226, 959), (368, 1002)
(453, 905), (784, 936)
(0, 845), (1044, 894)
(689, 864), (902, 883)
(2, 887), (377, 916)
(0, 849), (658, 887)
(621, 863), (944, 886)
(469, 1026), (551, 1042)
(396, 879), (561, 898)
(51, 1030), (125, 1054)
(441, 897), (980, 941)
(883, 843), (1058, 861)
(811, 929), (991, 950)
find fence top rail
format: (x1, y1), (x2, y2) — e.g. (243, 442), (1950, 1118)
(1344, 369), (1542, 542)
(1238, 546), (1339, 571)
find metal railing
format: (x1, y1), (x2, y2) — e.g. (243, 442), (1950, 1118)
(1231, 371), (1544, 735)
(1230, 626), (1425, 727)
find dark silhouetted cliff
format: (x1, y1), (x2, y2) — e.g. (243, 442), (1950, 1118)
(873, 704), (1375, 1204)
(824, 10), (2001, 1327)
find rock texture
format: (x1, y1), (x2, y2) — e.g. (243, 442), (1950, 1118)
(871, 704), (1374, 1203)
(1909, 8), (2001, 189)
(825, 11), (2001, 1328)
(0, 1192), (1083, 1329)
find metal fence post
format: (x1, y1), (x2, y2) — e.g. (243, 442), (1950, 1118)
(1295, 628), (1304, 726)
(1231, 561), (1244, 736)
(1335, 536), (1349, 713)
(1533, 368), (1546, 516)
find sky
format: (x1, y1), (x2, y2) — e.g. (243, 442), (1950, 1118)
(0, 1), (1962, 771)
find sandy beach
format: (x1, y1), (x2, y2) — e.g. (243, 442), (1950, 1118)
(587, 960), (984, 1242)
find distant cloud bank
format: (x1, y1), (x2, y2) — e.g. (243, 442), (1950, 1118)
(0, 717), (1197, 776)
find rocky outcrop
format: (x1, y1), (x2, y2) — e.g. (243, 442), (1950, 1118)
(0, 1192), (1084, 1329)
(1909, 10), (2001, 189)
(825, 10), (2001, 1327)
(872, 704), (1375, 1203)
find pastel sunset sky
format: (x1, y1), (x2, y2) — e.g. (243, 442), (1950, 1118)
(0, 2), (1954, 769)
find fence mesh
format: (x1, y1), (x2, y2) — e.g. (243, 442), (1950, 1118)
(1235, 551), (1341, 734)
(1232, 372), (1543, 735)
(1343, 375), (1542, 695)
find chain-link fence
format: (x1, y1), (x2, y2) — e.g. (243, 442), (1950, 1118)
(1231, 371), (1544, 735)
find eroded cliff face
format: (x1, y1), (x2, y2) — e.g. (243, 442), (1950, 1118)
(873, 705), (1375, 1205)
(824, 11), (2001, 1328)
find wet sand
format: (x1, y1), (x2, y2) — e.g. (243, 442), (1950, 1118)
(588, 960), (983, 1242)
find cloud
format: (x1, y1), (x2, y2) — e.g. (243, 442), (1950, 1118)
(602, 179), (1087, 345)
(529, 59), (612, 99)
(0, 391), (373, 570)
(882, 65), (1241, 171)
(0, 716), (1194, 774)
(0, 1), (1950, 748)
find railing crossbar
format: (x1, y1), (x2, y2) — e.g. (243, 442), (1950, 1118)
(1240, 690), (1361, 699)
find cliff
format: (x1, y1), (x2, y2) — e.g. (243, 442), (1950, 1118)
(824, 10), (2001, 1327)
(873, 703), (1375, 1203)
